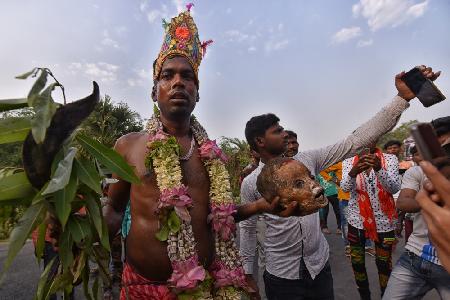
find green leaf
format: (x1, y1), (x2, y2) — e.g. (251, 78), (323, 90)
(100, 218), (110, 251)
(0, 117), (31, 144)
(15, 68), (37, 80)
(58, 230), (74, 271)
(35, 257), (57, 300)
(30, 94), (58, 144)
(82, 262), (93, 300)
(168, 210), (181, 233)
(74, 157), (102, 194)
(45, 272), (73, 300)
(76, 134), (140, 184)
(0, 171), (35, 202)
(43, 147), (77, 195)
(0, 98), (28, 112)
(35, 222), (47, 264)
(72, 251), (87, 284)
(92, 275), (99, 300)
(86, 193), (102, 237)
(53, 171), (77, 228)
(155, 223), (170, 241)
(0, 201), (46, 282)
(27, 70), (47, 103)
(67, 215), (91, 244)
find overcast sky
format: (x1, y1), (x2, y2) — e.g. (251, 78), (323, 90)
(1, 0), (449, 150)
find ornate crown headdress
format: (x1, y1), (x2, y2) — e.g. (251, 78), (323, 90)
(153, 3), (213, 82)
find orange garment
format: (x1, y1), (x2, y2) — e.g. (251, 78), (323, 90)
(352, 149), (397, 242)
(320, 162), (350, 201)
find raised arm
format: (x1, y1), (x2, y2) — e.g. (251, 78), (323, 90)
(297, 67), (440, 174)
(103, 137), (132, 240)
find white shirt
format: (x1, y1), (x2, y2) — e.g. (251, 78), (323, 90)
(401, 166), (441, 265)
(341, 153), (401, 232)
(239, 96), (410, 280)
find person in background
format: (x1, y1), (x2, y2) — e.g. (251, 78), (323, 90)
(416, 160), (450, 273)
(320, 162), (351, 256)
(284, 130), (299, 158)
(317, 173), (341, 235)
(341, 142), (401, 299)
(383, 119), (450, 299)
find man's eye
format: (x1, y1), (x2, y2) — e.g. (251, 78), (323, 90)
(295, 179), (304, 188)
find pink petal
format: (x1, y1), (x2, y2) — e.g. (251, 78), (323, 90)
(175, 206), (191, 222)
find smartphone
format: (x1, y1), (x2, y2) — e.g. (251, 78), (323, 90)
(410, 123), (446, 162)
(402, 67), (446, 107)
(360, 147), (371, 156)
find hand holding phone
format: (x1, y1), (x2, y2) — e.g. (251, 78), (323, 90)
(402, 67), (446, 107)
(410, 123), (446, 162)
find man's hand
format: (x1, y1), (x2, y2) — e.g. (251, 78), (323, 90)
(349, 155), (371, 177)
(256, 196), (299, 217)
(245, 274), (261, 300)
(395, 65), (441, 101)
(365, 154), (381, 172)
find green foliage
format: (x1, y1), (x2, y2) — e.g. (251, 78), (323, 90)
(0, 117), (31, 144)
(219, 137), (252, 199)
(377, 120), (418, 149)
(76, 134), (140, 184)
(0, 68), (140, 298)
(0, 171), (36, 202)
(80, 95), (143, 148)
(0, 109), (34, 169)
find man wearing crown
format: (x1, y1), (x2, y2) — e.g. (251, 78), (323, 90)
(103, 4), (288, 299)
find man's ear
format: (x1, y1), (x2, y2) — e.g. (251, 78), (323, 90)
(151, 84), (157, 102)
(255, 136), (265, 149)
(196, 92), (200, 103)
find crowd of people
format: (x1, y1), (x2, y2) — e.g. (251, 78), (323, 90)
(34, 4), (450, 300)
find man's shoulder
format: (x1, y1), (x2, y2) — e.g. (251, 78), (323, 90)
(404, 165), (424, 177)
(115, 131), (147, 153)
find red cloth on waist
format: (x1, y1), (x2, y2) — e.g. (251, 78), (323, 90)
(120, 262), (176, 300)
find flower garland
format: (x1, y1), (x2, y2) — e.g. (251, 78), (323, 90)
(145, 111), (248, 299)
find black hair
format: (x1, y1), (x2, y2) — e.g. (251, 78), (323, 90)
(285, 130), (297, 139)
(245, 113), (280, 152)
(410, 145), (418, 155)
(383, 140), (402, 150)
(431, 116), (450, 137)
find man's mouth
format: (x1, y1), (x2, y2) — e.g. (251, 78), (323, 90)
(170, 91), (189, 101)
(314, 190), (328, 207)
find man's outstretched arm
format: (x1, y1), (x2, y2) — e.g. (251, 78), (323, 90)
(298, 66), (441, 174)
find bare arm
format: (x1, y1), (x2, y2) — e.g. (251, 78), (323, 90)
(396, 188), (420, 213)
(103, 137), (132, 240)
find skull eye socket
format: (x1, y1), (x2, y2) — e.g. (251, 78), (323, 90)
(295, 179), (304, 188)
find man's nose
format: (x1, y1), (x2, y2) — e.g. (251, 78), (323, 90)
(171, 73), (185, 88)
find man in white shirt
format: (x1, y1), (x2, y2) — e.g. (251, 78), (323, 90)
(239, 66), (440, 299)
(383, 117), (450, 300)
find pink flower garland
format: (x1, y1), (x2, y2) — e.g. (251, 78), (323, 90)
(208, 203), (237, 240)
(210, 261), (248, 290)
(159, 185), (193, 222)
(198, 140), (228, 162)
(169, 255), (206, 290)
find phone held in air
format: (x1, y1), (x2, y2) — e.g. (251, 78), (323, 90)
(410, 123), (446, 162)
(402, 67), (446, 107)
